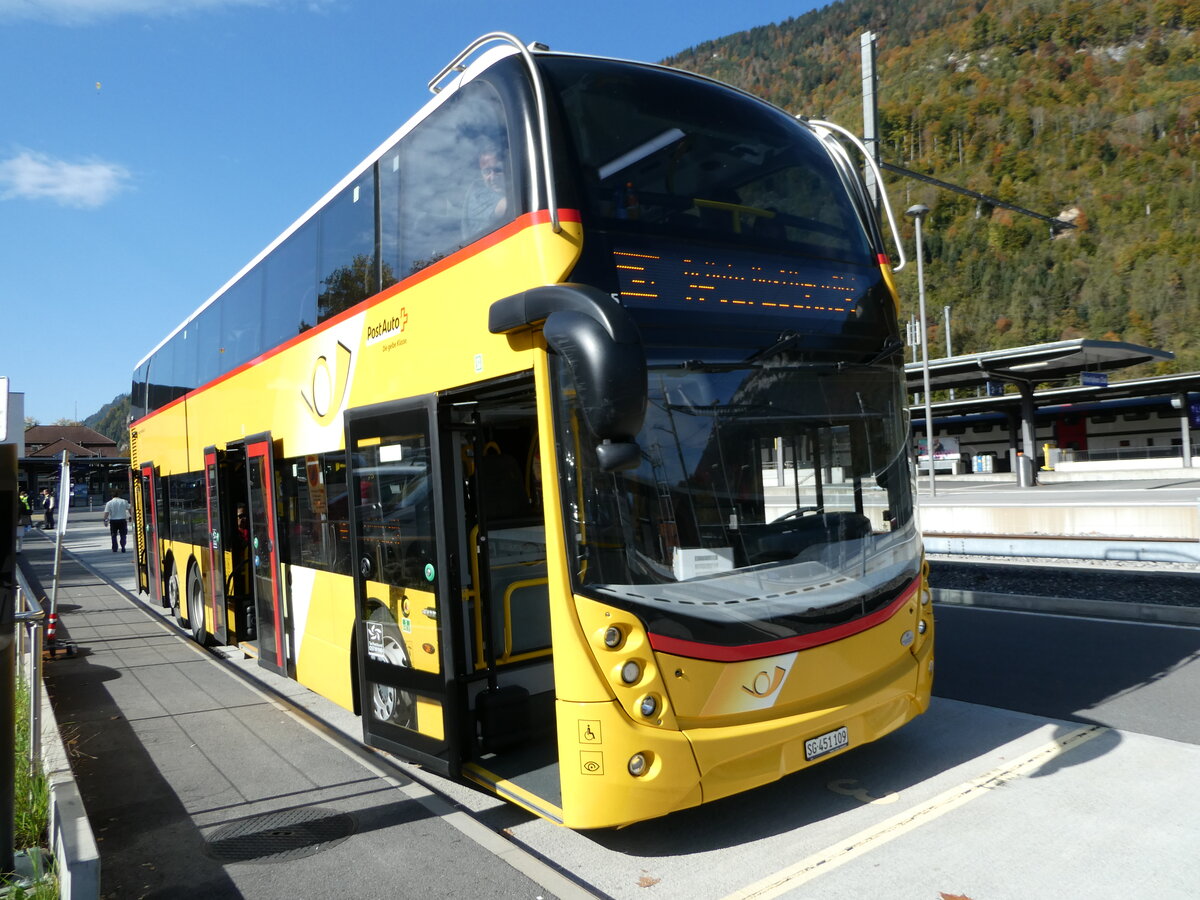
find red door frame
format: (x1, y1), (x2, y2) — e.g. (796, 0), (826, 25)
(246, 436), (286, 673)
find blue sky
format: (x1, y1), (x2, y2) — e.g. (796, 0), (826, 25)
(0, 0), (828, 425)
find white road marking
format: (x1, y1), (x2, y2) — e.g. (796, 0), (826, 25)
(722, 725), (1109, 900)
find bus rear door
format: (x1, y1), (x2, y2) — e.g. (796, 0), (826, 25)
(136, 462), (162, 603)
(345, 398), (461, 775)
(245, 434), (289, 676)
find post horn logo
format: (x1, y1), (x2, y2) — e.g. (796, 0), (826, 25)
(742, 665), (788, 699)
(301, 340), (352, 424)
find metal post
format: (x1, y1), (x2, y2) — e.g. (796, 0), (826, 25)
(1175, 394), (1193, 468)
(859, 31), (880, 210)
(14, 568), (44, 774)
(907, 205), (936, 497)
(944, 305), (955, 400)
(1016, 380), (1038, 487)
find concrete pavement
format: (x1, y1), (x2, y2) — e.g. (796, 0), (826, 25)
(21, 514), (586, 900)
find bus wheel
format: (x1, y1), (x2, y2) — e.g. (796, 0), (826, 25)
(366, 603), (415, 729)
(186, 565), (212, 646)
(166, 562), (183, 623)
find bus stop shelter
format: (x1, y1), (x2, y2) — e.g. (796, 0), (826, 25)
(904, 339), (1175, 484)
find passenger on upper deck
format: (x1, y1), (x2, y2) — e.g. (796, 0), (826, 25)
(461, 141), (509, 240)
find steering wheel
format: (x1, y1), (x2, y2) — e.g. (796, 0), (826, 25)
(772, 506), (820, 523)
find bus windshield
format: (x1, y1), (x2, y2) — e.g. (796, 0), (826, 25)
(541, 55), (873, 265)
(554, 357), (919, 648)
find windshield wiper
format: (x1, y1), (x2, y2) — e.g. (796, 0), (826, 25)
(748, 329), (802, 363)
(860, 338), (905, 367)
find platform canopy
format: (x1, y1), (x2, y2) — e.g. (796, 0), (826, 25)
(903, 339), (1176, 484)
(904, 338), (1173, 394)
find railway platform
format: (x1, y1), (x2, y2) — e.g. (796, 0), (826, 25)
(915, 472), (1200, 560)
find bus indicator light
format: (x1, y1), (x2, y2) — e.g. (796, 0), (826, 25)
(620, 660), (641, 684)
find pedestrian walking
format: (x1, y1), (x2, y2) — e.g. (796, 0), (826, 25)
(17, 489), (31, 532)
(103, 490), (131, 553)
(17, 488), (32, 552)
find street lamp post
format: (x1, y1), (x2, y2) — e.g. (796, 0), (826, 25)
(906, 204), (936, 497)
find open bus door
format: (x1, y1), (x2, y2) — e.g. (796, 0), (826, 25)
(245, 434), (289, 676)
(136, 462), (162, 603)
(201, 447), (230, 645)
(345, 399), (461, 775)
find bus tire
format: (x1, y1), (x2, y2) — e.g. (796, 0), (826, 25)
(166, 560), (183, 623)
(186, 563), (212, 646)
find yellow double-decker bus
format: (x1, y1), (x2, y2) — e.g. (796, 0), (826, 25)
(130, 33), (932, 829)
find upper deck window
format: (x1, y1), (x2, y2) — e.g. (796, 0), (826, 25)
(540, 57), (874, 265)
(381, 80), (519, 281)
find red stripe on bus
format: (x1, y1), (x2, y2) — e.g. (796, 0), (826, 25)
(130, 208), (583, 428)
(646, 577), (921, 662)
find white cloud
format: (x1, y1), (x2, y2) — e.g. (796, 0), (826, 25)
(0, 150), (131, 209)
(0, 1), (335, 25)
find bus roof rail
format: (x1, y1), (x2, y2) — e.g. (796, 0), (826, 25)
(429, 32), (560, 233)
(804, 118), (907, 273)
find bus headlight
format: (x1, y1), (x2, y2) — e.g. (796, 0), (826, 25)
(620, 660), (641, 684)
(603, 625), (623, 648)
(918, 619), (928, 635)
(639, 694), (658, 718)
(628, 753), (648, 777)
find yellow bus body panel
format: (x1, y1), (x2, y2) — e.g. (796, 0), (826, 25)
(556, 698), (703, 829)
(662, 597), (925, 805)
(556, 577), (932, 826)
(288, 566), (356, 711)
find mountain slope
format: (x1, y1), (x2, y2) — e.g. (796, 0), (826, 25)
(665, 0), (1200, 376)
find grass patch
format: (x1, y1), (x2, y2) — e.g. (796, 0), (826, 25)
(6, 677), (57, 899)
(13, 677), (50, 849)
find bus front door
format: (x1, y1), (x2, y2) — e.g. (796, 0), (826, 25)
(136, 462), (162, 603)
(345, 399), (460, 775)
(202, 446), (230, 646)
(245, 434), (288, 676)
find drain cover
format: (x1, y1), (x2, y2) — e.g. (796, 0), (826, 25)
(205, 807), (355, 863)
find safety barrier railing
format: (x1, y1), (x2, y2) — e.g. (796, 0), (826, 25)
(13, 563), (46, 773)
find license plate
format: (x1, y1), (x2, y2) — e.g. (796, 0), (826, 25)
(805, 726), (849, 761)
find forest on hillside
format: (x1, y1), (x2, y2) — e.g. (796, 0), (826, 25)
(85, 395), (130, 450)
(664, 0), (1200, 379)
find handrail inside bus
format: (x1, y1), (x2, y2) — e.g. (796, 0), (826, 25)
(803, 118), (907, 273)
(429, 32), (561, 234)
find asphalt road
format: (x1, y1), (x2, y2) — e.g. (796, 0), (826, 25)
(933, 603), (1200, 745)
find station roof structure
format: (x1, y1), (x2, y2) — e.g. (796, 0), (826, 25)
(903, 339), (1186, 479)
(903, 338), (1173, 396)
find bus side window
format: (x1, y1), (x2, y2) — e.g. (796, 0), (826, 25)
(394, 81), (515, 279)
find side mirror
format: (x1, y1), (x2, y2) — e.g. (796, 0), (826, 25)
(490, 284), (646, 471)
